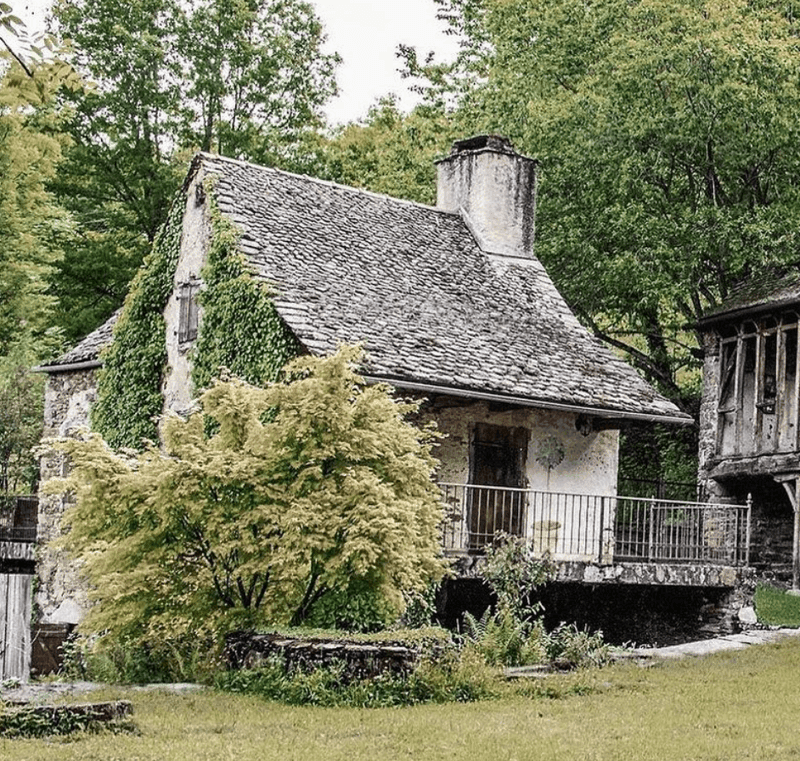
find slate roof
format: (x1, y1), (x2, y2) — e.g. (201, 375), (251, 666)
(40, 310), (119, 370)
(197, 153), (687, 423)
(42, 152), (689, 423)
(700, 268), (800, 326)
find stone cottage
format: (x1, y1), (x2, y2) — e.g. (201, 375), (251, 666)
(40, 135), (754, 639)
(698, 270), (800, 589)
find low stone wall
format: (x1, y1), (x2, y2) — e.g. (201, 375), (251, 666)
(224, 632), (422, 680)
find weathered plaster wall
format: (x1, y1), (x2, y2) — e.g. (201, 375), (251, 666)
(419, 398), (619, 561)
(163, 176), (211, 416)
(37, 368), (98, 625)
(425, 400), (618, 494)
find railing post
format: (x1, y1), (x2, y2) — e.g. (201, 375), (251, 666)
(648, 502), (655, 562)
(598, 496), (606, 563)
(745, 492), (752, 567)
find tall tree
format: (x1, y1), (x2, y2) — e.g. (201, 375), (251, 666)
(48, 0), (339, 342)
(414, 0), (800, 410)
(0, 6), (79, 493)
(321, 97), (458, 205)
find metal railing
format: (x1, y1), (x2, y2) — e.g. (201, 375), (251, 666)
(439, 483), (750, 567)
(0, 495), (38, 543)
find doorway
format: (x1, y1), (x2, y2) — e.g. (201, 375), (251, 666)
(468, 423), (529, 549)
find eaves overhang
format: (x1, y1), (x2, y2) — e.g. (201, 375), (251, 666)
(698, 297), (800, 330)
(362, 375), (693, 426)
(33, 359), (103, 374)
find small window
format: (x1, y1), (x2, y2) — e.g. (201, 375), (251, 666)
(178, 281), (200, 343)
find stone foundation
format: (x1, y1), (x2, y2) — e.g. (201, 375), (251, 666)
(437, 569), (757, 646)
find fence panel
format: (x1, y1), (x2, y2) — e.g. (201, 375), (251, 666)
(0, 572), (32, 681)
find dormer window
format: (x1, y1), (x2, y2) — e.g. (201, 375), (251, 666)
(178, 280), (200, 343)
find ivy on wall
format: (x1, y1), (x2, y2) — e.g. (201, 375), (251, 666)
(191, 183), (301, 392)
(91, 173), (301, 450)
(91, 194), (187, 450)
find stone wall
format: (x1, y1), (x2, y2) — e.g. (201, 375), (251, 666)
(224, 632), (423, 681)
(36, 368), (98, 625)
(437, 573), (757, 646)
(698, 329), (721, 496)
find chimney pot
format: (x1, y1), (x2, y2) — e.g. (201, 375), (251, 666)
(436, 135), (537, 258)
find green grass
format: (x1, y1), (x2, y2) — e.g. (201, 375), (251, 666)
(754, 583), (800, 627)
(6, 640), (800, 759)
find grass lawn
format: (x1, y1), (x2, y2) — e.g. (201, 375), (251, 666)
(754, 583), (800, 627)
(5, 640), (800, 760)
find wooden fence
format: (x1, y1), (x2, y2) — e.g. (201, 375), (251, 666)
(1, 572), (32, 681)
(1, 495), (37, 681)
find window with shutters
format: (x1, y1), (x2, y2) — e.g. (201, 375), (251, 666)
(178, 281), (200, 344)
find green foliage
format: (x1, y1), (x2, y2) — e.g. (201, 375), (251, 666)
(618, 423), (699, 499)
(215, 648), (497, 707)
(301, 578), (396, 633)
(0, 21), (76, 495)
(48, 0), (339, 341)
(90, 193), (186, 449)
(0, 64), (68, 360)
(49, 346), (447, 652)
(191, 187), (300, 391)
(461, 533), (607, 669)
(755, 584), (800, 628)
(545, 623), (612, 669)
(320, 98), (458, 205)
(462, 607), (549, 667)
(400, 583), (441, 629)
(462, 609), (611, 669)
(482, 532), (555, 617)
(0, 345), (47, 494)
(61, 631), (221, 685)
(0, 4), (82, 104)
(0, 703), (135, 739)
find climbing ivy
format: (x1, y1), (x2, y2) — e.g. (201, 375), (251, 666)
(191, 183), (300, 391)
(91, 175), (300, 451)
(91, 194), (187, 450)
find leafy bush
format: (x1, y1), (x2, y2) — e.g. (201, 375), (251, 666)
(215, 648), (497, 707)
(482, 532), (555, 617)
(462, 608), (548, 667)
(47, 346), (447, 656)
(0, 703), (136, 739)
(61, 631), (222, 685)
(461, 533), (609, 670)
(545, 623), (612, 669)
(302, 578), (396, 632)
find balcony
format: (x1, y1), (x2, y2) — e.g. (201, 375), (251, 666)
(439, 484), (751, 568)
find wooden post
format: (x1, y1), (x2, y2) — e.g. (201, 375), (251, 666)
(776, 475), (800, 593)
(794, 479), (800, 593)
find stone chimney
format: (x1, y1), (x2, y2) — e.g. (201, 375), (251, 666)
(436, 135), (538, 258)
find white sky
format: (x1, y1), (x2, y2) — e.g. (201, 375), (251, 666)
(13, 0), (458, 125)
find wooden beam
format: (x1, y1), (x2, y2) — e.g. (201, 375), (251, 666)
(777, 476), (800, 592)
(734, 335), (745, 455)
(755, 329), (765, 451)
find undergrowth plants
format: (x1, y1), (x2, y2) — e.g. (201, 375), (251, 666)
(462, 533), (611, 670)
(52, 533), (611, 711)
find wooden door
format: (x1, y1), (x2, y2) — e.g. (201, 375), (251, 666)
(468, 423), (528, 549)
